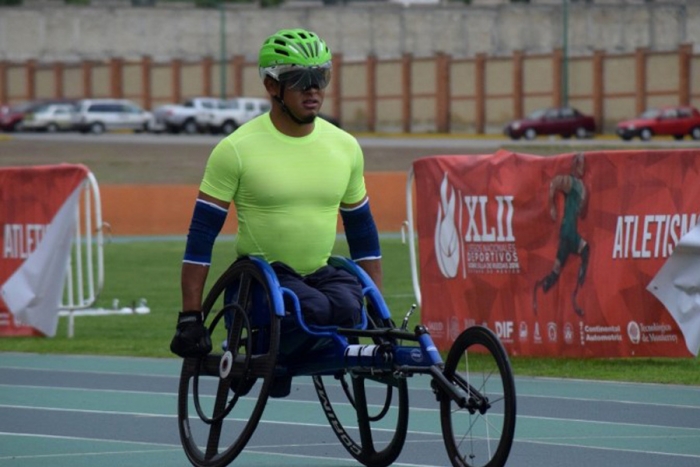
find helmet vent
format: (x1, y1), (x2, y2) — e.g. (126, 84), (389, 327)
(273, 47), (290, 57)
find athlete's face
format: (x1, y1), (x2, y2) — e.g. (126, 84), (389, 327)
(282, 84), (325, 124)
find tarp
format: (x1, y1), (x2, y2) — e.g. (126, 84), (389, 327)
(413, 149), (700, 358)
(0, 164), (89, 337)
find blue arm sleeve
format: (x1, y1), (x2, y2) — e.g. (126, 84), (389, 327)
(340, 198), (381, 261)
(183, 199), (228, 266)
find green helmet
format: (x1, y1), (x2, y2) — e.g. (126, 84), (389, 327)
(258, 28), (332, 83)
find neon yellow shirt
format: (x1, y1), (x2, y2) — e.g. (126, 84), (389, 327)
(200, 113), (367, 275)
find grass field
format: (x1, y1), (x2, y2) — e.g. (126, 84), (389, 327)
(0, 237), (698, 386)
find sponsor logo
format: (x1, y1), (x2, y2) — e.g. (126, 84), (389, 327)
(533, 322), (542, 344)
(627, 321), (641, 344)
(435, 173), (460, 278)
(581, 324), (622, 343)
(426, 320), (445, 339)
(519, 322), (528, 342)
(547, 322), (558, 343)
(432, 172), (521, 278)
(563, 323), (574, 345)
(495, 320), (514, 342)
(626, 321), (678, 344)
(410, 348), (424, 363)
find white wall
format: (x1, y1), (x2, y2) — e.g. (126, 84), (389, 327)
(0, 1), (697, 62)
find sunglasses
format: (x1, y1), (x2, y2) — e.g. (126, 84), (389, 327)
(276, 64), (331, 91)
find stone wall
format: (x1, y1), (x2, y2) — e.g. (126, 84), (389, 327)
(0, 1), (698, 63)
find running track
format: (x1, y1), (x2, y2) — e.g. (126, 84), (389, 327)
(1, 353), (699, 467)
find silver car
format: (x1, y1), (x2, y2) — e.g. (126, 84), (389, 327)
(72, 99), (153, 134)
(21, 103), (77, 132)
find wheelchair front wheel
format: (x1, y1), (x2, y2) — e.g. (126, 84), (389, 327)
(177, 259), (281, 467)
(440, 325), (516, 467)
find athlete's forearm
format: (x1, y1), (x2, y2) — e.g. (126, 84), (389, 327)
(181, 262), (210, 312)
(357, 258), (383, 291)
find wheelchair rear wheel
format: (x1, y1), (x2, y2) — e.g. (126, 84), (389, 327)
(313, 312), (409, 467)
(440, 325), (516, 467)
(177, 259), (281, 467)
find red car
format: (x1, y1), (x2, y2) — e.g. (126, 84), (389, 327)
(0, 102), (34, 132)
(616, 106), (700, 141)
(504, 107), (596, 140)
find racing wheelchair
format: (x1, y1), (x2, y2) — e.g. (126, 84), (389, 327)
(176, 256), (516, 467)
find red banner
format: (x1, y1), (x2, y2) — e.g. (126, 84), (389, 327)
(0, 164), (89, 337)
(414, 149), (700, 358)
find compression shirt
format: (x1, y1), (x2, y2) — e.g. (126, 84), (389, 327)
(200, 113), (367, 275)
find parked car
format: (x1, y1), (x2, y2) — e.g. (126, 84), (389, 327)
(1, 99), (80, 132)
(615, 106), (700, 141)
(152, 97), (222, 134)
(504, 107), (596, 140)
(1, 101), (40, 132)
(21, 102), (77, 132)
(72, 99), (153, 134)
(197, 97), (271, 134)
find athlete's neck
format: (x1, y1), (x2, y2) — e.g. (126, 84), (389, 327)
(270, 107), (315, 137)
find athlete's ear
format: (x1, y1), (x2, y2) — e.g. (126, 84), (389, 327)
(263, 76), (280, 98)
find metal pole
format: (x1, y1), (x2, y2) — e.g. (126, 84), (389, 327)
(219, 1), (226, 99)
(562, 0), (569, 108)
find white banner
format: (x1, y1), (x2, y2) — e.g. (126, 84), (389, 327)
(648, 223), (700, 356)
(1, 185), (82, 336)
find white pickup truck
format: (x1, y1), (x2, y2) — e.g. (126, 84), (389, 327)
(196, 97), (271, 135)
(152, 97), (222, 134)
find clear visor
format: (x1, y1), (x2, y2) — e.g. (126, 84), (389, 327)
(261, 62), (332, 91)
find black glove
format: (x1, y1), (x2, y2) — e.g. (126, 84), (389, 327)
(170, 311), (212, 358)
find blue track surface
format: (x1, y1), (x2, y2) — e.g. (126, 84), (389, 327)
(1, 353), (699, 467)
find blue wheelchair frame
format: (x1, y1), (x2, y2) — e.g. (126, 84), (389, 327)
(253, 255), (444, 378)
(176, 255), (516, 467)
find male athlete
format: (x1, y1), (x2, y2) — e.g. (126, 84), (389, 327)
(169, 29), (382, 397)
(534, 152), (590, 317)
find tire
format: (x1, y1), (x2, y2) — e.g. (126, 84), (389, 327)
(524, 128), (537, 140)
(182, 118), (199, 135)
(46, 123), (59, 133)
(313, 281), (409, 467)
(575, 127), (588, 139)
(177, 258), (281, 467)
(221, 120), (239, 135)
(640, 128), (653, 141)
(440, 326), (516, 467)
(89, 122), (105, 134)
(690, 127), (700, 140)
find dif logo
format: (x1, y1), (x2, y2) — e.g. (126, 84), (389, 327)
(495, 321), (514, 340)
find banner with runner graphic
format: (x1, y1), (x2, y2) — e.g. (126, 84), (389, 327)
(0, 164), (89, 337)
(413, 149), (700, 358)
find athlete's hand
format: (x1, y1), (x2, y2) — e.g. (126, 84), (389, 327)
(170, 311), (212, 358)
(550, 205), (558, 221)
